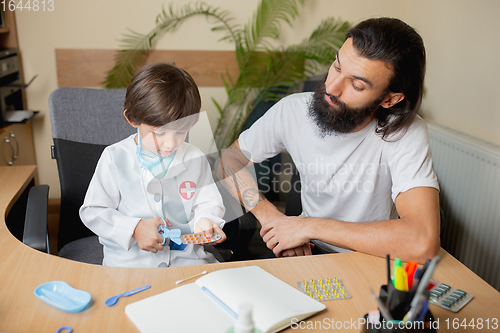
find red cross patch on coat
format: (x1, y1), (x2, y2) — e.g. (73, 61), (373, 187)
(179, 181), (196, 200)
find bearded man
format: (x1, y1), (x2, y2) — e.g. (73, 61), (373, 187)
(217, 17), (440, 264)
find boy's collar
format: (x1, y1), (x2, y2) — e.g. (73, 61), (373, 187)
(162, 142), (188, 179)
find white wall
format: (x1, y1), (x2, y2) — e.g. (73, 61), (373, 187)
(404, 0), (500, 146)
(15, 0), (499, 198)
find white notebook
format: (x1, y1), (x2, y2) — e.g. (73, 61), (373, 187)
(125, 266), (326, 333)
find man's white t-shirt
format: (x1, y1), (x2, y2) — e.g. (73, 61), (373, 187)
(238, 92), (439, 253)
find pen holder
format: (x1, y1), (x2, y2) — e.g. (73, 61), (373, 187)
(381, 283), (416, 320)
(360, 284), (436, 333)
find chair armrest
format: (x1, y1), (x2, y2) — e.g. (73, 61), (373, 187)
(22, 185), (50, 253)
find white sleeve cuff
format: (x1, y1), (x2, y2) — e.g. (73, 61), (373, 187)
(392, 178), (440, 203)
(112, 216), (142, 250)
(189, 212), (226, 233)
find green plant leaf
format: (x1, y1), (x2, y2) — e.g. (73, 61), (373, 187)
(103, 2), (240, 88)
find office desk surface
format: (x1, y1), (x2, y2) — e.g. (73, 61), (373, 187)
(1, 166), (499, 332)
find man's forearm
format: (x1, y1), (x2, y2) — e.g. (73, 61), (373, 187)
(217, 165), (283, 225)
(262, 187), (441, 263)
(216, 140), (283, 224)
(307, 216), (439, 263)
(249, 197), (284, 225)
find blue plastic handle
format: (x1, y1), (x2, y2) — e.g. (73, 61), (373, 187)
(122, 284), (151, 297)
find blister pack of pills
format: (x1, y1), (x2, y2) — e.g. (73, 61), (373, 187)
(181, 232), (221, 244)
(428, 283), (473, 312)
(297, 278), (351, 301)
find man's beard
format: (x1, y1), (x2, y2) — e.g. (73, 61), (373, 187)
(308, 82), (387, 137)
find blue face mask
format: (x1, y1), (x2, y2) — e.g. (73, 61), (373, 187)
(136, 128), (176, 178)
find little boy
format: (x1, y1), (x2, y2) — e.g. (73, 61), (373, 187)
(80, 62), (226, 267)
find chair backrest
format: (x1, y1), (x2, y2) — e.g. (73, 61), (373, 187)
(49, 87), (134, 250)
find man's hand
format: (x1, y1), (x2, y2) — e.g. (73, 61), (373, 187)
(133, 217), (172, 253)
(279, 243), (314, 257)
(260, 215), (312, 256)
(194, 217), (227, 245)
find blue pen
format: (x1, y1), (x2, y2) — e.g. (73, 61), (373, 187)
(201, 286), (238, 319)
(416, 299), (428, 322)
(412, 268), (422, 291)
(419, 259), (430, 278)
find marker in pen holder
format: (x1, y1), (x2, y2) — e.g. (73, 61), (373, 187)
(360, 284), (435, 333)
(382, 283), (417, 320)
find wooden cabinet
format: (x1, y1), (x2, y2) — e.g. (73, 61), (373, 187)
(0, 122), (35, 166)
(0, 10), (35, 168)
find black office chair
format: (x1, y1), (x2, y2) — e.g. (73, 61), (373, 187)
(23, 184), (50, 253)
(23, 87), (239, 264)
(23, 87), (133, 264)
(285, 168), (302, 216)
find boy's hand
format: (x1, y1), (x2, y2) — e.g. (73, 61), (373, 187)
(133, 217), (172, 253)
(194, 217), (226, 245)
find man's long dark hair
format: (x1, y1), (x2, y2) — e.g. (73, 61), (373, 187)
(346, 18), (426, 140)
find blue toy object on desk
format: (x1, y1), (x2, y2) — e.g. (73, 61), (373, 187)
(34, 281), (91, 313)
(158, 216), (187, 250)
(158, 216), (182, 245)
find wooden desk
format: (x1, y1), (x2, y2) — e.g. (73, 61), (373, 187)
(1, 166), (499, 332)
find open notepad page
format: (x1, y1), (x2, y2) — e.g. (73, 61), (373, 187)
(125, 282), (234, 333)
(195, 266), (325, 332)
(125, 266), (326, 333)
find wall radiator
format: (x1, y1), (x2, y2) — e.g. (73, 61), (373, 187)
(427, 121), (500, 291)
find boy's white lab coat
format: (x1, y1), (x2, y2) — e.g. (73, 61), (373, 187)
(79, 134), (225, 267)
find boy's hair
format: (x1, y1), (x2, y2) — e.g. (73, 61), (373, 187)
(124, 62), (201, 130)
(346, 17), (426, 140)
